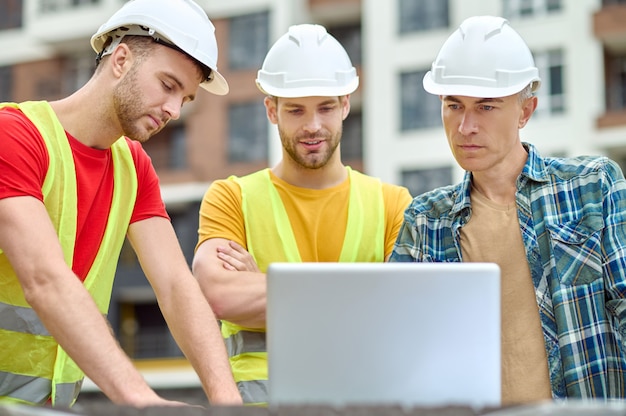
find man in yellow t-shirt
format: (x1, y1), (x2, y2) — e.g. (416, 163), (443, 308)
(192, 24), (412, 405)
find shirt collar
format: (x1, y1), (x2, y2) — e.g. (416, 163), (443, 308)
(520, 142), (550, 183)
(450, 141), (549, 215)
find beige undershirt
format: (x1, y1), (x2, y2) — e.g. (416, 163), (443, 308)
(460, 187), (552, 405)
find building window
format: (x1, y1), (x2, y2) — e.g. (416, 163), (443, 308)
(402, 166), (452, 197)
(606, 54), (626, 112)
(114, 202), (201, 360)
(62, 52), (95, 95)
(533, 49), (565, 117)
(400, 70), (442, 131)
(39, 0), (98, 13)
(141, 124), (189, 171)
(119, 297), (183, 359)
(36, 79), (62, 100)
(169, 202), (202, 264)
(229, 11), (269, 71)
(228, 101), (268, 163)
(0, 66), (12, 102)
(342, 109), (362, 160)
(502, 0), (561, 19)
(167, 125), (187, 170)
(328, 23), (362, 66)
(0, 0), (22, 30)
(115, 240), (182, 359)
(399, 0), (449, 34)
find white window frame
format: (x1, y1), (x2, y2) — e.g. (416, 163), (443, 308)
(533, 49), (565, 117)
(502, 0), (561, 19)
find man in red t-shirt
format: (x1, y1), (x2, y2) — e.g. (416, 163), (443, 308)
(0, 0), (241, 408)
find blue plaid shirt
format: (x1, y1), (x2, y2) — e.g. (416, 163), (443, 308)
(390, 143), (626, 398)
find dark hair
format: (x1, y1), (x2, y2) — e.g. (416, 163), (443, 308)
(95, 35), (211, 82)
(94, 35), (155, 72)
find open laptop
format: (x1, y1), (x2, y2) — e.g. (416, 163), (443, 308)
(266, 262), (501, 408)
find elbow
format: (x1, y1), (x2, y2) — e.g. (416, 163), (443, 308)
(197, 280), (234, 321)
(21, 284), (44, 309)
(19, 269), (61, 312)
(193, 270), (227, 320)
(199, 279), (228, 319)
(208, 299), (228, 320)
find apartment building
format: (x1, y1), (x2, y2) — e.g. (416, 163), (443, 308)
(366, 0), (626, 195)
(0, 0), (624, 402)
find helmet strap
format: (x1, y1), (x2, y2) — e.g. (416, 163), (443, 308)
(95, 25), (213, 83)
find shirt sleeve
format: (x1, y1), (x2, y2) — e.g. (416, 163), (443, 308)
(125, 139), (170, 223)
(196, 178), (246, 251)
(602, 158), (626, 301)
(0, 107), (49, 202)
(382, 183), (413, 258)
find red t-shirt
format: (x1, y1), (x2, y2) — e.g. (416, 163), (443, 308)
(0, 106), (169, 281)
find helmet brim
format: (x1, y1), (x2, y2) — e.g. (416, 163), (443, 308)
(423, 71), (541, 98)
(202, 70), (229, 95)
(255, 78), (358, 98)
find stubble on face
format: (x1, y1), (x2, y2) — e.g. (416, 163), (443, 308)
(278, 124), (342, 170)
(112, 62), (165, 143)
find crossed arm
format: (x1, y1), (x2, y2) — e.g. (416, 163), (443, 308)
(193, 238), (266, 329)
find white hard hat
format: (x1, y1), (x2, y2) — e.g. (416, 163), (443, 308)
(423, 16), (541, 98)
(256, 24), (358, 98)
(91, 0), (228, 95)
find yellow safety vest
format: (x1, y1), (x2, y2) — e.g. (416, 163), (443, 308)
(223, 167), (385, 404)
(0, 101), (137, 407)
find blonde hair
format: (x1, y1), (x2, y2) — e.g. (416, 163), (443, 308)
(518, 83), (535, 104)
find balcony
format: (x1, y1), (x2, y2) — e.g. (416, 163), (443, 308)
(594, 2), (626, 128)
(594, 1), (626, 53)
(24, 0), (121, 52)
(308, 0), (360, 24)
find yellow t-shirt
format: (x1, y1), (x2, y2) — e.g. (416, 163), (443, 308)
(197, 169), (412, 260)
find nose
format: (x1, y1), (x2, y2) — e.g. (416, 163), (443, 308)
(163, 97), (183, 121)
(302, 112), (322, 133)
(458, 110), (479, 136)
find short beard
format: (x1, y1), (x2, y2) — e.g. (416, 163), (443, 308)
(112, 63), (153, 143)
(279, 126), (342, 170)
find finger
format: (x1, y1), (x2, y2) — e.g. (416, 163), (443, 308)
(228, 240), (248, 253)
(222, 262), (236, 271)
(217, 251), (237, 264)
(218, 250), (245, 265)
(218, 244), (244, 259)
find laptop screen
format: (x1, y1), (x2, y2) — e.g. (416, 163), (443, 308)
(266, 262), (501, 408)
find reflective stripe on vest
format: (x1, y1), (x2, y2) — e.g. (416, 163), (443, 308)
(0, 101), (137, 407)
(238, 380), (268, 406)
(222, 167), (385, 403)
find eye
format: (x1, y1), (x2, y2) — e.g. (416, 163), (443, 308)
(162, 81), (173, 92)
(480, 105), (494, 111)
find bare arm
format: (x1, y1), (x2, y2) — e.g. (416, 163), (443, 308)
(0, 196), (173, 407)
(127, 218), (242, 405)
(193, 238), (266, 328)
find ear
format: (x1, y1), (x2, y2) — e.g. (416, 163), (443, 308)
(341, 94), (351, 120)
(518, 96), (538, 129)
(109, 43), (133, 79)
(265, 96), (278, 125)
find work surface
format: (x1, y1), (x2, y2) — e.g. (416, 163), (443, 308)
(3, 402), (626, 416)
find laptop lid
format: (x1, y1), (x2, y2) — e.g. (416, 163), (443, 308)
(266, 262), (501, 408)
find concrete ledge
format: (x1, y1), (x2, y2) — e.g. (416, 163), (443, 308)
(3, 401), (626, 416)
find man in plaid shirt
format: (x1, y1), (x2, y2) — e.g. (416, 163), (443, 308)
(390, 16), (626, 403)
